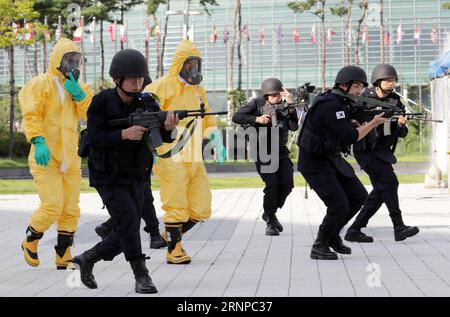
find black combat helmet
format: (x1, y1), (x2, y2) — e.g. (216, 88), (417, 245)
(334, 66), (368, 87)
(261, 78), (283, 96)
(109, 49), (149, 79)
(371, 64), (398, 85)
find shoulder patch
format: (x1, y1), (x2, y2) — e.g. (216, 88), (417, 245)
(336, 111), (346, 119)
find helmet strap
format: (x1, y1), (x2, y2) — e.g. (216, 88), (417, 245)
(116, 77), (141, 98)
(375, 80), (393, 95)
(345, 81), (353, 94)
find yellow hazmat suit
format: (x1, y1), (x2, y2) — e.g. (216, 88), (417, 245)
(145, 40), (216, 225)
(19, 38), (93, 268)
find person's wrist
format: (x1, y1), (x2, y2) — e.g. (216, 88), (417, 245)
(32, 136), (45, 145)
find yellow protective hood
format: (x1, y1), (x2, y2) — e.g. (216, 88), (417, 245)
(167, 39), (202, 77)
(48, 38), (81, 78)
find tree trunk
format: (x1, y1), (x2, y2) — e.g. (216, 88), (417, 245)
(120, 0), (124, 50)
(160, 1), (170, 78)
(8, 45), (15, 159)
(344, 0), (353, 65)
(43, 17), (48, 73)
(152, 14), (161, 78)
(34, 41), (38, 76)
(237, 1), (242, 90)
(227, 0), (239, 126)
(100, 20), (104, 90)
(145, 17), (149, 64)
(380, 0), (384, 63)
(42, 39), (47, 72)
(354, 2), (367, 66)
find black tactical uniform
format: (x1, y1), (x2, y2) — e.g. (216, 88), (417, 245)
(95, 181), (167, 248)
(72, 49), (175, 294)
(232, 78), (298, 236)
(297, 66), (370, 260)
(93, 75), (167, 249)
(345, 64), (419, 242)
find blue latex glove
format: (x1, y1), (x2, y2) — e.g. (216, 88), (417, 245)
(31, 136), (50, 167)
(64, 72), (86, 102)
(210, 130), (226, 164)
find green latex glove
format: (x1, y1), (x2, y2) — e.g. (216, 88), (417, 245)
(64, 72), (86, 102)
(210, 130), (226, 164)
(31, 136), (50, 167)
(152, 152), (157, 164)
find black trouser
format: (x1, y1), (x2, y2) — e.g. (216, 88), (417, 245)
(142, 184), (160, 234)
(255, 156), (294, 218)
(302, 171), (368, 240)
(349, 156), (403, 230)
(94, 182), (145, 262)
(100, 182), (160, 234)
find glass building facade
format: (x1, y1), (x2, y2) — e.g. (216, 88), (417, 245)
(1, 0), (449, 110)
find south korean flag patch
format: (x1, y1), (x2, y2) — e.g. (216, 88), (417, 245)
(336, 111), (346, 119)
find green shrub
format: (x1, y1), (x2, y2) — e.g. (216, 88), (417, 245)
(0, 130), (30, 158)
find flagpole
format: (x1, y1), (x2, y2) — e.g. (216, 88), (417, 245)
(81, 16), (86, 83)
(279, 22), (283, 82)
(212, 23), (216, 101)
(365, 26), (368, 75)
(316, 24), (319, 89)
(260, 21), (263, 82)
(388, 19), (393, 65)
(126, 21), (128, 49)
(213, 35), (216, 101)
(399, 20), (403, 93)
(245, 19), (249, 96)
(145, 16), (149, 64)
(114, 18), (117, 54)
(23, 19), (27, 85)
(93, 17), (97, 92)
(43, 16), (48, 73)
(225, 25), (229, 94)
(295, 14), (298, 87)
(272, 3), (275, 77)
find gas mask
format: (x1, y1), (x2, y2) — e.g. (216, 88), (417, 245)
(58, 52), (81, 81)
(180, 57), (203, 85)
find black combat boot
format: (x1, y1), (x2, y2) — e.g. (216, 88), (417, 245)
(72, 247), (102, 289)
(129, 257), (158, 294)
(344, 229), (374, 243)
(94, 219), (113, 240)
(394, 225), (419, 241)
(329, 236), (352, 254)
(149, 228), (167, 249)
(262, 212), (283, 232)
(265, 222), (280, 236)
(310, 230), (338, 260)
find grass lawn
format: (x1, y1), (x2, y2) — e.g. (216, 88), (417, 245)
(0, 174), (432, 195)
(1, 154), (431, 169)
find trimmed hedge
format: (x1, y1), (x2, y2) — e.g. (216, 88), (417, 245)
(0, 131), (30, 157)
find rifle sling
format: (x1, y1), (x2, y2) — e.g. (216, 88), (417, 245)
(157, 119), (198, 158)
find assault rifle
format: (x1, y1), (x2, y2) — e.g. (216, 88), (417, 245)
(331, 89), (443, 124)
(108, 93), (228, 151)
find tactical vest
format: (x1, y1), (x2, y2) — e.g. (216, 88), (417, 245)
(255, 97), (292, 148)
(88, 89), (151, 184)
(297, 91), (350, 159)
(354, 89), (402, 153)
